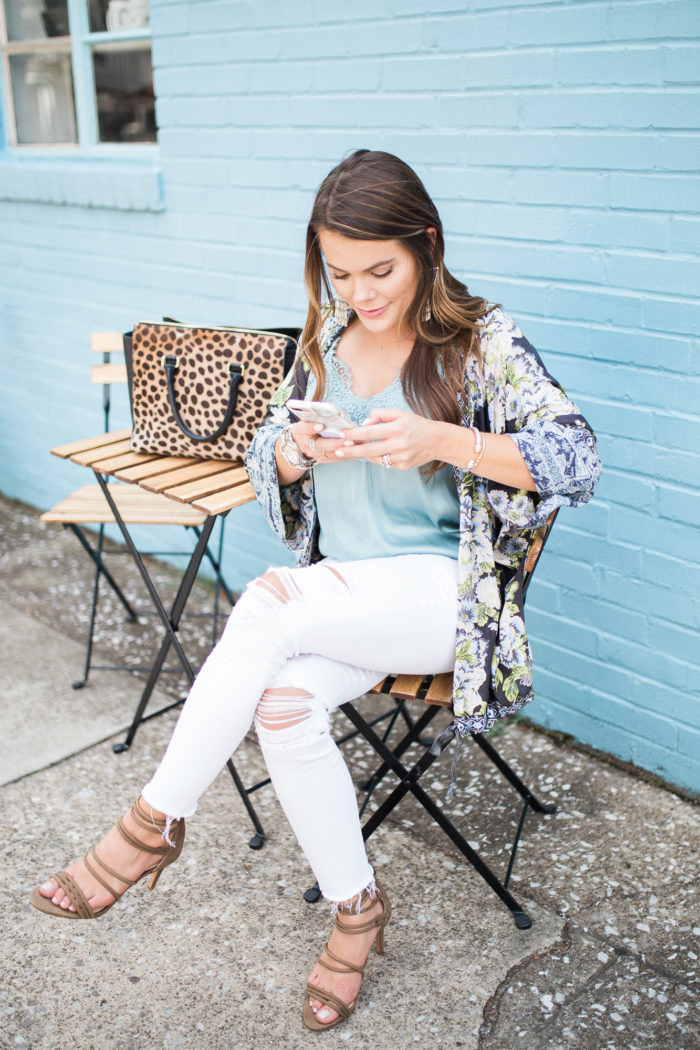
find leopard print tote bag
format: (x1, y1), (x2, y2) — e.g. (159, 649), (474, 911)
(126, 321), (298, 461)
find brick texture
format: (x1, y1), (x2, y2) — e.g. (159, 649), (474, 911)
(0, 0), (698, 793)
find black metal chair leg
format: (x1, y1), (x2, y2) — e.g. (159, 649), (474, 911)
(356, 704), (442, 814)
(472, 732), (557, 815)
(66, 522), (138, 620)
(304, 882), (323, 903)
(340, 705), (534, 929)
(108, 513), (216, 751)
(72, 524), (104, 690)
(227, 759), (266, 849)
(93, 473), (264, 841)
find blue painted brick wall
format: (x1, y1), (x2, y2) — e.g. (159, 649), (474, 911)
(0, 0), (698, 794)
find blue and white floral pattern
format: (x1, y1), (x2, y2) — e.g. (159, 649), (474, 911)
(246, 306), (602, 735)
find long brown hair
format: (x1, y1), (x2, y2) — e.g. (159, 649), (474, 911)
(301, 150), (490, 475)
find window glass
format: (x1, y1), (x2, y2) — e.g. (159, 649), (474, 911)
(1, 0), (155, 147)
(5, 0), (70, 41)
(10, 51), (77, 142)
(88, 0), (149, 34)
(93, 45), (154, 142)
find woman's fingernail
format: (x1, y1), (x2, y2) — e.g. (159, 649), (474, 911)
(314, 424), (323, 432)
(343, 440), (353, 447)
(335, 450), (344, 458)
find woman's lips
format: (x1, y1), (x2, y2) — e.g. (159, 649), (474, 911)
(356, 303), (389, 318)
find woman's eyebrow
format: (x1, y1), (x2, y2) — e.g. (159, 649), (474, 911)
(327, 257), (396, 273)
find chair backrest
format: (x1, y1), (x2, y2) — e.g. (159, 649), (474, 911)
(90, 331), (127, 431)
(523, 508), (558, 595)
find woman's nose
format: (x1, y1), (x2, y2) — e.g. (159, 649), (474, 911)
(353, 279), (376, 304)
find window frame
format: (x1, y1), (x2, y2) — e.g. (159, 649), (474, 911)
(0, 0), (156, 152)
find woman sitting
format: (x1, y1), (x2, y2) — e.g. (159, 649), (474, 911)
(31, 149), (601, 1032)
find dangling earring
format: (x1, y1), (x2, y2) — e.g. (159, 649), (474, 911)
(334, 296), (350, 326)
(422, 267), (438, 323)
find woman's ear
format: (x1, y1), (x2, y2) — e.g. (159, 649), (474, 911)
(426, 227), (437, 249)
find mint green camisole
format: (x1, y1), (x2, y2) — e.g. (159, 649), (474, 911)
(313, 349), (460, 563)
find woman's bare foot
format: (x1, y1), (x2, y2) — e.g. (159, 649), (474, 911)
(36, 797), (171, 913)
(307, 891), (386, 1025)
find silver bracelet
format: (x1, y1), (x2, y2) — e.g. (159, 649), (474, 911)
(465, 426), (486, 473)
(279, 425), (315, 470)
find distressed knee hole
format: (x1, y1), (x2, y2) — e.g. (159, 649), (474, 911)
(254, 569), (304, 605)
(324, 564), (349, 589)
(255, 571), (291, 604)
(255, 686), (313, 731)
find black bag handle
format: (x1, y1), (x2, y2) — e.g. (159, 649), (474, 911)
(162, 355), (244, 443)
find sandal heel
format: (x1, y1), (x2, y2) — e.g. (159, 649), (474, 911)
(147, 868), (163, 891)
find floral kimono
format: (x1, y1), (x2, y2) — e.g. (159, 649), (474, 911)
(246, 306), (601, 736)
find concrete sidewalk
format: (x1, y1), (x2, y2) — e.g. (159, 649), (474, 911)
(0, 494), (698, 1049)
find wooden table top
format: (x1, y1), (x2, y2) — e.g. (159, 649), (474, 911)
(50, 429), (256, 517)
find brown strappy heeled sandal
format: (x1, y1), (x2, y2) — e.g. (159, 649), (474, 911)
(28, 798), (185, 920)
(303, 879), (391, 1032)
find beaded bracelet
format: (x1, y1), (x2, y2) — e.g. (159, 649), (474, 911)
(465, 426), (487, 473)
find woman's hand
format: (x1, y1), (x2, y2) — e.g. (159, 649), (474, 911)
(285, 410), (537, 489)
(334, 408), (443, 470)
(292, 421), (350, 465)
(335, 409), (536, 488)
(275, 420), (351, 486)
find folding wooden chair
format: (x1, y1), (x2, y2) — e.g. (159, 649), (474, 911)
(41, 332), (235, 696)
(299, 511), (559, 929)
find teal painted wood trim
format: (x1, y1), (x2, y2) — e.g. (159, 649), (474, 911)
(0, 156), (163, 210)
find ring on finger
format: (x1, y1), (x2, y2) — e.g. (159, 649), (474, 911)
(308, 436), (317, 454)
(382, 453), (392, 469)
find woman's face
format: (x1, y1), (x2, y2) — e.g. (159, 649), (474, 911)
(318, 229), (420, 342)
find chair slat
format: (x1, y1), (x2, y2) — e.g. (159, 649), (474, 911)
(524, 530), (546, 575)
(89, 451), (160, 473)
(192, 482), (256, 515)
(165, 466), (248, 503)
(90, 332), (123, 353)
(140, 459), (235, 493)
(114, 456), (198, 482)
(424, 673), (453, 707)
(40, 484), (207, 525)
(50, 428), (131, 459)
(91, 363), (127, 384)
(70, 439), (133, 466)
(392, 674), (427, 700)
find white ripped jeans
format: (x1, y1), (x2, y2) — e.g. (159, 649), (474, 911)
(142, 553), (458, 905)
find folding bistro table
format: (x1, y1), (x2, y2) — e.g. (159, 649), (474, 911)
(48, 427), (266, 845)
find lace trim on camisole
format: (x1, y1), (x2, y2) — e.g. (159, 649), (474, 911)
(324, 343), (403, 422)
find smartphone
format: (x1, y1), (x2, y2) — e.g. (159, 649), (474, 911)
(286, 399), (355, 438)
